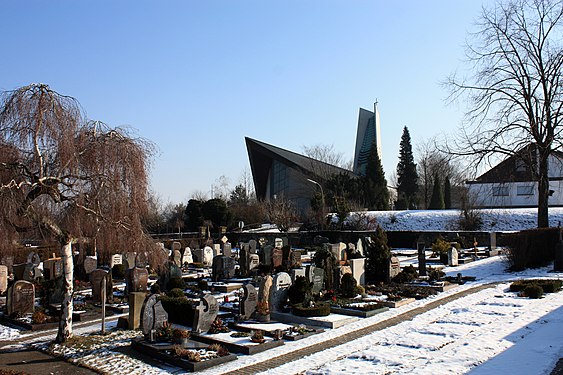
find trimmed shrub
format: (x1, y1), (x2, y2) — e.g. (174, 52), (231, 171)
(506, 228), (559, 270)
(365, 226), (392, 283)
(509, 279), (562, 293)
(167, 277), (185, 291)
(427, 267), (445, 282)
(392, 265), (418, 283)
(288, 276), (312, 305)
(523, 284), (544, 299)
(167, 288), (185, 298)
(160, 296), (195, 325)
(292, 302), (331, 317)
(340, 273), (358, 298)
(112, 264), (126, 279)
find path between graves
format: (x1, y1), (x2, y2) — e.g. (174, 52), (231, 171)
(221, 283), (499, 375)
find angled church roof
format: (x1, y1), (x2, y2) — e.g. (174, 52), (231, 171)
(245, 137), (355, 199)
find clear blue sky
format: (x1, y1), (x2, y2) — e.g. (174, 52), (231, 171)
(1, 1), (493, 204)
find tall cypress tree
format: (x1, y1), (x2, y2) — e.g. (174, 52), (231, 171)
(428, 174), (445, 209)
(363, 141), (389, 210)
(444, 176), (452, 209)
(396, 126), (419, 209)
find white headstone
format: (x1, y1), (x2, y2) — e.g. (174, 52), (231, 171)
(203, 246), (214, 267)
(182, 247), (193, 265)
(448, 247), (459, 267)
(110, 254), (123, 269)
(356, 238), (364, 257)
(349, 258), (365, 286)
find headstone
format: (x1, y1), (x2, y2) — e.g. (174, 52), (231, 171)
(1, 256), (14, 274)
(248, 254), (260, 271)
(282, 237), (289, 247)
(192, 295), (219, 334)
(239, 244), (250, 276)
(135, 252), (148, 268)
(202, 246), (214, 267)
(27, 252), (41, 266)
(417, 242), (427, 277)
(262, 245), (273, 266)
(124, 252), (137, 270)
(448, 247), (459, 267)
(311, 267), (324, 295)
(128, 267), (149, 293)
(289, 251), (302, 269)
(171, 241), (182, 252)
(249, 240), (257, 254)
(7, 280), (35, 315)
(388, 256), (401, 281)
(222, 243), (232, 258)
(269, 272), (292, 312)
(258, 275), (273, 304)
(182, 248), (194, 265)
(349, 258), (366, 286)
(331, 243), (342, 261)
(489, 232), (497, 250)
(271, 248), (283, 269)
(356, 238), (364, 257)
(110, 254), (123, 269)
(212, 256), (236, 281)
(90, 269), (112, 303)
(141, 294), (169, 335)
(0, 265), (8, 294)
(240, 284), (258, 321)
(43, 258), (63, 280)
(274, 238), (283, 249)
(128, 292), (146, 330)
(282, 245), (291, 268)
(83, 256), (98, 275)
(339, 242), (347, 261)
(172, 249), (182, 267)
(47, 276), (65, 304)
(291, 268), (306, 282)
(23, 263), (41, 282)
(192, 249), (204, 263)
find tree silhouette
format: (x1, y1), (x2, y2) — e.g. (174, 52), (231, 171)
(396, 126), (419, 209)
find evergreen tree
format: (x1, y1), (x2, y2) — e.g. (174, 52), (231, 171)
(365, 226), (391, 283)
(396, 126), (419, 209)
(428, 174), (445, 209)
(444, 176), (452, 209)
(363, 142), (389, 210)
(184, 199), (203, 231)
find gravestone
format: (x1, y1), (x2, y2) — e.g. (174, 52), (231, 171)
(417, 242), (427, 277)
(22, 263), (41, 282)
(269, 272), (292, 312)
(7, 280), (35, 315)
(240, 284), (258, 321)
(129, 292), (146, 330)
(331, 243), (342, 261)
(291, 268), (306, 282)
(212, 256), (236, 281)
(128, 267), (149, 293)
(27, 252), (41, 266)
(211, 244), (220, 257)
(192, 295), (219, 334)
(271, 248), (283, 269)
(339, 243), (347, 261)
(110, 254), (123, 269)
(388, 256), (401, 281)
(83, 256), (98, 275)
(289, 251), (302, 269)
(262, 245), (273, 266)
(182, 247), (194, 265)
(192, 249), (204, 263)
(258, 275), (273, 304)
(171, 241), (182, 252)
(311, 267), (324, 295)
(202, 246), (214, 267)
(356, 238), (364, 257)
(124, 252), (137, 270)
(249, 239), (257, 254)
(489, 232), (497, 250)
(222, 243), (232, 258)
(448, 247), (459, 267)
(282, 237), (289, 247)
(141, 294), (169, 336)
(349, 258), (365, 286)
(47, 276), (65, 304)
(239, 244), (249, 276)
(43, 258), (62, 280)
(90, 269), (112, 303)
(248, 254), (260, 271)
(282, 245), (291, 268)
(172, 249), (182, 267)
(1, 256), (14, 274)
(0, 265), (8, 294)
(274, 238), (283, 249)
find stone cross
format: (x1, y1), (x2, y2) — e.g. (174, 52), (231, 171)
(192, 295), (219, 334)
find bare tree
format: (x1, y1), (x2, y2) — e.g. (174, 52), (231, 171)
(446, 0), (563, 227)
(0, 84), (156, 342)
(264, 196), (298, 232)
(301, 143), (353, 181)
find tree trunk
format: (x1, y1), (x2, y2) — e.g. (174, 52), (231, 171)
(56, 239), (74, 343)
(537, 153), (550, 228)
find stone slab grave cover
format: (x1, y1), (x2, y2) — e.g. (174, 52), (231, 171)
(110, 254), (123, 269)
(182, 247), (194, 265)
(83, 256), (98, 275)
(7, 280), (35, 315)
(90, 269), (113, 303)
(124, 252), (137, 270)
(240, 284), (258, 321)
(349, 258), (366, 285)
(193, 295), (219, 334)
(269, 272), (292, 312)
(43, 258), (62, 280)
(141, 294), (169, 336)
(128, 267), (149, 293)
(212, 255), (236, 281)
(388, 256), (401, 281)
(0, 265), (8, 294)
(202, 246), (214, 267)
(448, 247), (459, 266)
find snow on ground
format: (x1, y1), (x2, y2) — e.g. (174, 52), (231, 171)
(349, 207), (563, 232)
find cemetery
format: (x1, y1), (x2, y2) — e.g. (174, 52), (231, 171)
(0, 226), (525, 374)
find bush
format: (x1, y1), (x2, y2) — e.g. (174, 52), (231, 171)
(392, 265), (418, 283)
(365, 226), (392, 283)
(509, 279), (562, 293)
(339, 273), (358, 298)
(288, 276), (312, 305)
(150, 283), (161, 294)
(523, 284), (543, 299)
(112, 264), (126, 279)
(167, 288), (185, 298)
(506, 228), (559, 270)
(292, 301), (331, 317)
(167, 277), (185, 291)
(431, 237), (451, 257)
(427, 267), (445, 282)
(160, 296), (195, 326)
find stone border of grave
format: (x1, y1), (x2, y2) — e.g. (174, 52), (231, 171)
(229, 322), (324, 342)
(330, 305), (390, 318)
(190, 332), (285, 355)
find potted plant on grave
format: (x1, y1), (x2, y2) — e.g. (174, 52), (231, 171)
(254, 301), (270, 322)
(155, 321), (174, 342)
(208, 318), (230, 334)
(172, 328), (191, 346)
(250, 329), (266, 344)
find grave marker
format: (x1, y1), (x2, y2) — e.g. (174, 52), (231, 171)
(90, 269), (112, 303)
(192, 295), (219, 334)
(83, 256), (98, 275)
(240, 284), (257, 321)
(141, 294), (169, 336)
(269, 272), (292, 312)
(448, 247), (459, 267)
(7, 280), (35, 315)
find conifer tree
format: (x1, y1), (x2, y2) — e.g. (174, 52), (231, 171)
(428, 174), (445, 209)
(444, 176), (452, 209)
(396, 126), (419, 209)
(365, 226), (391, 282)
(363, 142), (389, 210)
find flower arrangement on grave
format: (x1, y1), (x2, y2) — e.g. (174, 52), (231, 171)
(208, 318), (230, 334)
(172, 328), (190, 340)
(230, 331), (250, 338)
(250, 329), (265, 343)
(207, 344), (230, 357)
(290, 324), (314, 335)
(172, 346), (201, 362)
(155, 321), (174, 341)
(31, 311), (48, 324)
